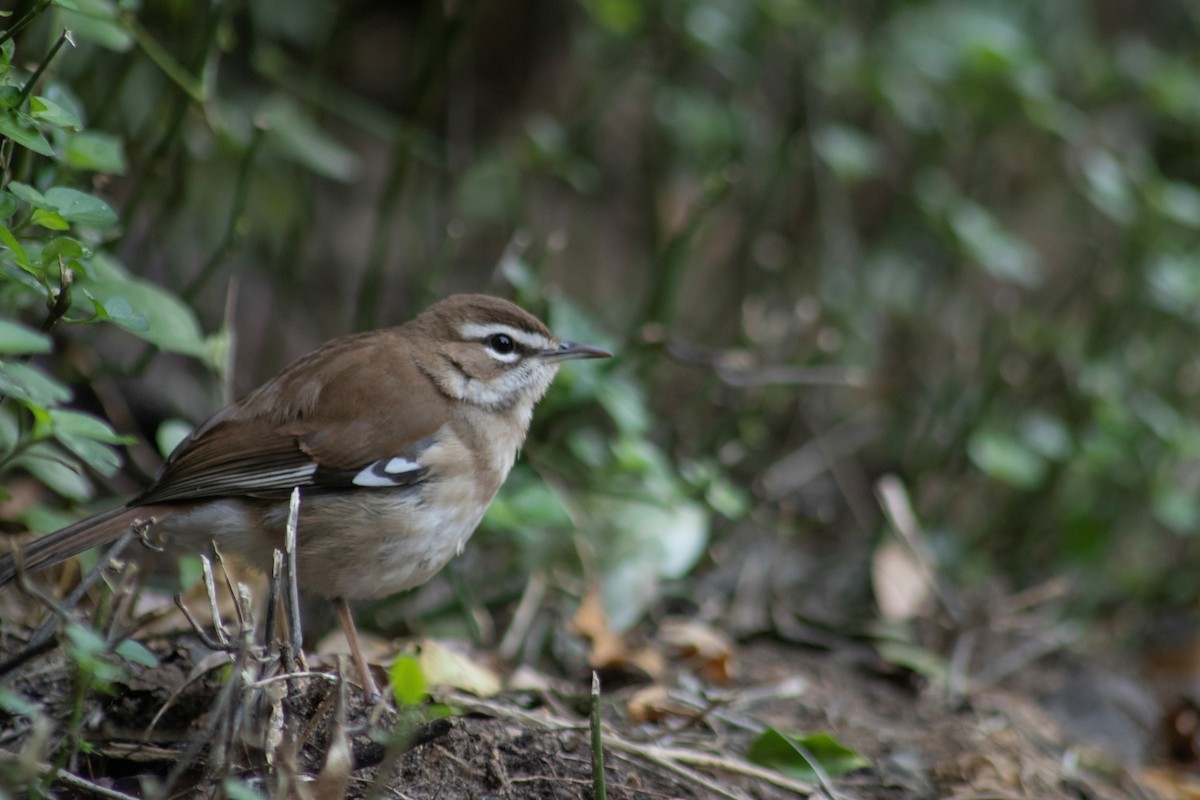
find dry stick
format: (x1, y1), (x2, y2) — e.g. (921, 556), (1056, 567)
(497, 572), (546, 661)
(172, 594), (228, 651)
(144, 650), (235, 736)
(285, 487), (304, 671)
(156, 632), (252, 798)
(875, 474), (961, 622)
(0, 749), (141, 800)
(214, 544), (249, 631)
(199, 554), (230, 647)
(591, 671), (608, 800)
(608, 750), (753, 800)
(265, 548), (283, 660)
(312, 658), (354, 798)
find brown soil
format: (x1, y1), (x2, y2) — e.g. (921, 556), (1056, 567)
(0, 612), (1159, 800)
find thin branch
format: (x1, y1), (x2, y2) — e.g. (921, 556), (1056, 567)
(16, 29), (74, 109)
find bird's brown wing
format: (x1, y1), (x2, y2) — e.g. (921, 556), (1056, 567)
(137, 331), (449, 504)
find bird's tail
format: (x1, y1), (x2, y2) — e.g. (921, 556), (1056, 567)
(0, 505), (174, 586)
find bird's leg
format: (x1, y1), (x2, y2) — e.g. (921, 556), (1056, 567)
(334, 597), (380, 698)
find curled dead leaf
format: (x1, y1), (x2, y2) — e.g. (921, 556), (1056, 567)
(627, 684), (697, 724)
(659, 618), (736, 684)
(570, 588), (627, 667)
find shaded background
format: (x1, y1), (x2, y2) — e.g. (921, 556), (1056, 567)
(5, 0), (1200, 664)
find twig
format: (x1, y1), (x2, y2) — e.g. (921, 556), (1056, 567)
(172, 594), (228, 651)
(876, 474), (960, 622)
(16, 29), (74, 109)
(244, 671), (341, 691)
(212, 543), (248, 631)
(266, 548), (282, 655)
(0, 750), (141, 800)
(497, 572), (545, 661)
(665, 338), (866, 388)
(609, 742), (811, 797)
(609, 749), (752, 800)
(200, 554), (230, 647)
(144, 649), (235, 736)
(0, 0), (52, 47)
(284, 487), (304, 671)
(448, 692), (813, 797)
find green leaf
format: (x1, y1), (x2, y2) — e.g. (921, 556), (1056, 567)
(259, 94), (363, 182)
(595, 495), (710, 631)
(746, 727), (870, 782)
(30, 95), (82, 131)
(1080, 150), (1135, 224)
(221, 778), (268, 800)
(65, 130), (127, 174)
(115, 638), (159, 668)
(874, 638), (952, 685)
(582, 0), (645, 35)
(0, 190), (18, 221)
(0, 686), (40, 717)
(51, 410), (130, 477)
(389, 655), (427, 706)
(44, 187), (118, 228)
(0, 109), (54, 156)
(64, 623), (108, 659)
(0, 221), (30, 267)
(6, 182), (51, 209)
(812, 124), (881, 182)
(101, 295), (149, 332)
(949, 202), (1042, 288)
(967, 431), (1047, 489)
(77, 254), (209, 357)
(0, 319), (51, 354)
(31, 208), (70, 231)
(156, 419), (192, 458)
(41, 236), (86, 268)
(0, 361), (71, 405)
(13, 443), (93, 501)
(50, 409), (131, 444)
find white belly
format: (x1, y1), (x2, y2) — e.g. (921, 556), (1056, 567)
(158, 478), (491, 600)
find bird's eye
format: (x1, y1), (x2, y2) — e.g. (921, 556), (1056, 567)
(487, 333), (516, 355)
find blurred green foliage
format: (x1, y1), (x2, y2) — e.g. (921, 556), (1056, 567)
(1, 0), (1200, 639)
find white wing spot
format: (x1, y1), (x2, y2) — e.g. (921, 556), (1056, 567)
(385, 457), (420, 474)
(352, 457), (422, 487)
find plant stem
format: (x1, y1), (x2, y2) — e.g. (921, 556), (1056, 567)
(0, 0), (52, 48)
(16, 28), (72, 110)
(591, 671), (608, 800)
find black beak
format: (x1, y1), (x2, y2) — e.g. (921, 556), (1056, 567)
(546, 341), (613, 361)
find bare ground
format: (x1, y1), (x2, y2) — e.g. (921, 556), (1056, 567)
(0, 600), (1161, 800)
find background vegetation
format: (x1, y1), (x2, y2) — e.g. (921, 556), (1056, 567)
(2, 0), (1200, 657)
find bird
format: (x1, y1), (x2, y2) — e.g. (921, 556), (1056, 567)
(0, 293), (611, 696)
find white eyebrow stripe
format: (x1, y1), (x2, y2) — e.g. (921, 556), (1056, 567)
(457, 322), (556, 353)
